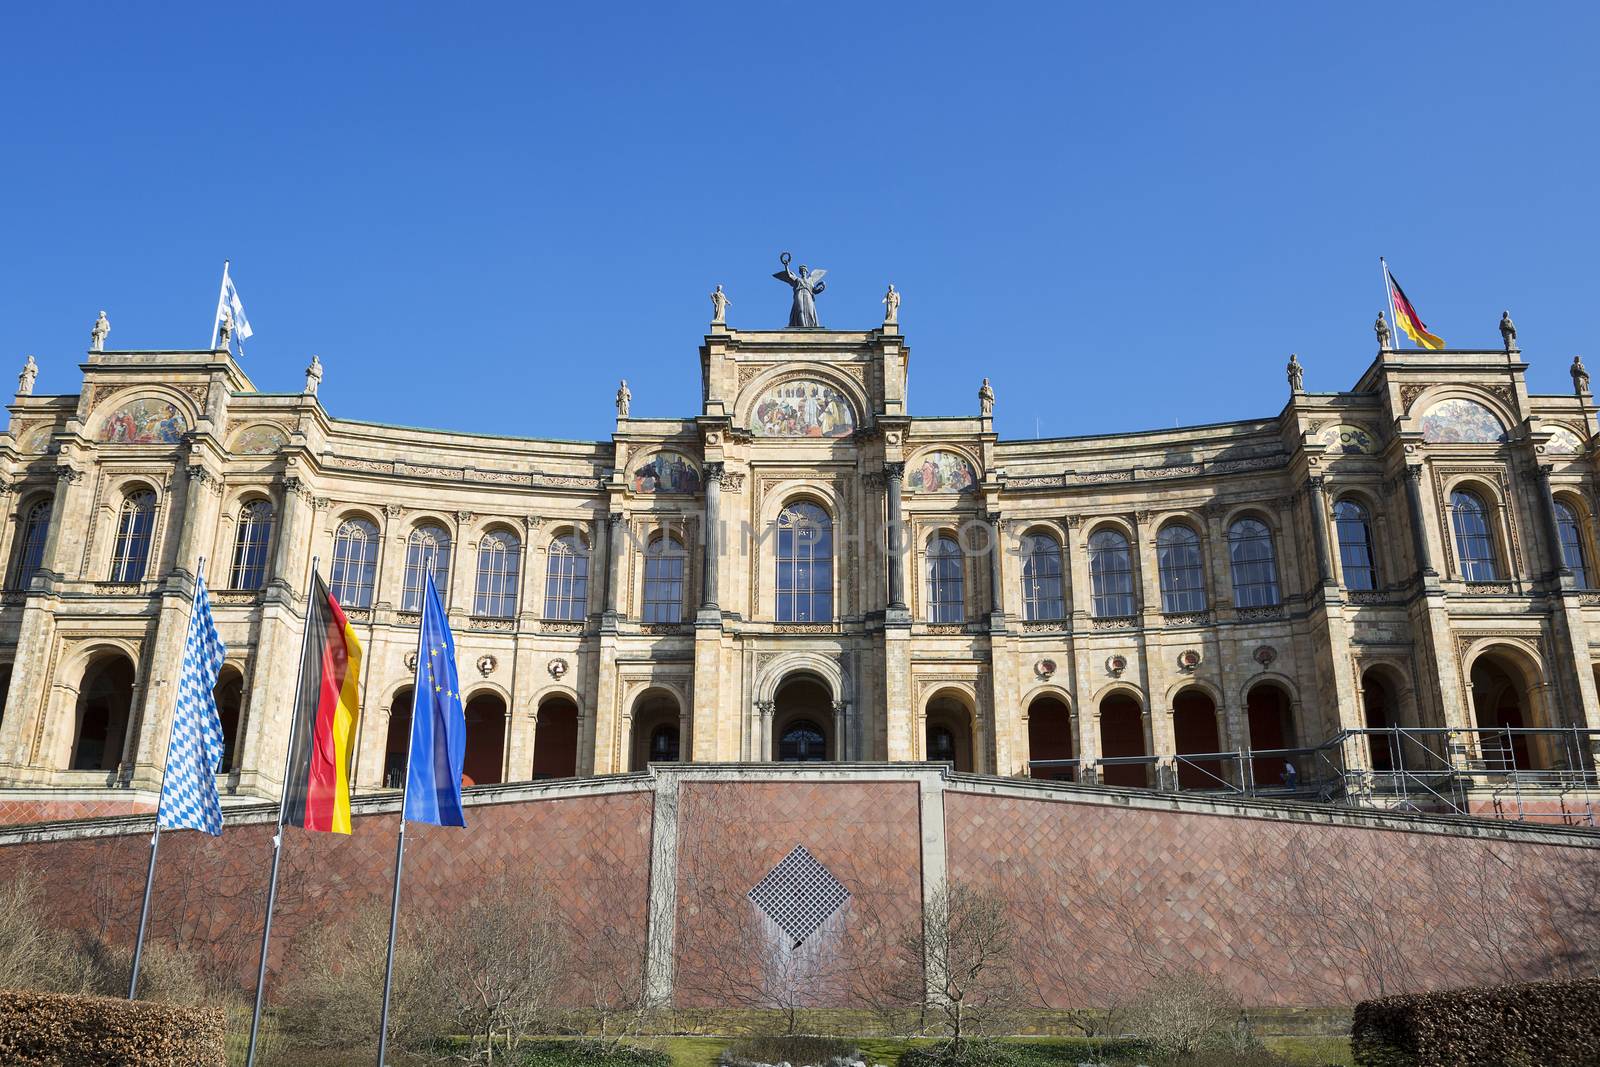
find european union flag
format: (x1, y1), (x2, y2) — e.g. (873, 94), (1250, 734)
(404, 573), (467, 826)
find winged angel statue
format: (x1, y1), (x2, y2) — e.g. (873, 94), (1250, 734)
(772, 251), (827, 328)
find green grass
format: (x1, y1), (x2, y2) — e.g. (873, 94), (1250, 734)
(638, 1035), (1352, 1067)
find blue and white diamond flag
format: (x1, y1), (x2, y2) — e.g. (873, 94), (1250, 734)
(157, 574), (228, 835)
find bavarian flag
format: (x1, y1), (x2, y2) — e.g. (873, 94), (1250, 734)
(1386, 267), (1445, 350)
(283, 574), (364, 833)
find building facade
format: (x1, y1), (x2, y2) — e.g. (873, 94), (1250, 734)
(0, 310), (1597, 809)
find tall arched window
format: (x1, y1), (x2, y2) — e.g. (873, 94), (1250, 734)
(1156, 524), (1206, 613)
(776, 502), (833, 622)
(330, 518), (379, 608)
(1228, 517), (1281, 607)
(1554, 500), (1590, 588)
(926, 535), (964, 623)
(1334, 499), (1378, 591)
(642, 533), (686, 623)
(543, 534), (589, 620)
(228, 499), (274, 590)
(1020, 532), (1064, 621)
(109, 489), (157, 582)
(402, 524), (452, 611)
(9, 496), (52, 589)
(1449, 490), (1499, 582)
(1088, 529), (1135, 618)
(474, 529), (521, 618)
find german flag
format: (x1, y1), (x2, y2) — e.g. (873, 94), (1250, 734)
(1386, 268), (1445, 350)
(282, 574), (363, 833)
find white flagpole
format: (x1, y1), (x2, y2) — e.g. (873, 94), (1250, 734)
(1379, 257), (1402, 351)
(244, 556), (321, 1067)
(210, 261), (230, 351)
(129, 556), (208, 999)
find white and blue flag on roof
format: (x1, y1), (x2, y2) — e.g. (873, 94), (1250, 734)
(156, 573), (228, 835)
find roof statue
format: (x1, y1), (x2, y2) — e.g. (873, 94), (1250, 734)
(1500, 310), (1518, 352)
(218, 308), (232, 347)
(17, 355), (37, 397)
(616, 379), (632, 418)
(1374, 311), (1391, 349)
(978, 377), (994, 418)
(772, 252), (826, 328)
(1573, 355), (1589, 397)
(304, 355), (323, 396)
(882, 283), (900, 325)
(1286, 353), (1304, 393)
(90, 310), (110, 352)
(710, 285), (730, 325)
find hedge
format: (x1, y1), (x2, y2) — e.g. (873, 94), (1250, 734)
(1352, 975), (1600, 1067)
(0, 988), (224, 1067)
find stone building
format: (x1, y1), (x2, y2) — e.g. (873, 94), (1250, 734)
(1, 303), (1597, 815)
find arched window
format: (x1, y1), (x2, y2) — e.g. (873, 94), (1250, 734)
(402, 524), (452, 611)
(1334, 499), (1377, 591)
(1088, 529), (1135, 618)
(1554, 500), (1590, 588)
(1228, 517), (1281, 607)
(1449, 490), (1499, 581)
(473, 529), (520, 618)
(543, 534), (589, 620)
(642, 533), (686, 623)
(1156, 524), (1206, 613)
(650, 724), (680, 763)
(776, 502), (833, 622)
(109, 489), (157, 582)
(228, 499), (274, 590)
(330, 518), (379, 608)
(9, 496), (52, 589)
(925, 535), (964, 623)
(1020, 532), (1064, 621)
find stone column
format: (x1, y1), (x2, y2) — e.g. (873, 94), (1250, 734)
(602, 511), (625, 623)
(700, 463), (723, 611)
(1535, 464), (1572, 581)
(987, 513), (1004, 615)
(832, 700), (847, 761)
(1402, 464), (1437, 577)
(1305, 476), (1335, 587)
(884, 463), (906, 611)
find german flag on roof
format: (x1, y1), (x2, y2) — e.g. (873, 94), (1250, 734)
(282, 574), (363, 833)
(1386, 267), (1445, 350)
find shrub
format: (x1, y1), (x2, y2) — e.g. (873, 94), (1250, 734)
(0, 867), (93, 994)
(0, 987), (224, 1066)
(518, 1039), (673, 1067)
(1353, 975), (1600, 1067)
(722, 1035), (860, 1066)
(1117, 969), (1257, 1061)
(899, 1040), (1018, 1067)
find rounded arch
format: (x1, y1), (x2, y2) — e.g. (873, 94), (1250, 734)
(1024, 688), (1075, 782)
(738, 367), (867, 438)
(461, 689), (507, 786)
(1153, 513), (1206, 539)
(1084, 516), (1136, 542)
(543, 522), (591, 550)
(1017, 520), (1068, 543)
(1465, 641), (1552, 772)
(1245, 677), (1301, 788)
(628, 450), (702, 495)
(213, 662), (246, 774)
(226, 422), (289, 455)
(923, 685), (976, 772)
(92, 388), (198, 445)
(1414, 392), (1512, 444)
(773, 672), (838, 761)
(1221, 505), (1284, 538)
(69, 651), (137, 773)
(1162, 675), (1223, 708)
(332, 507), (385, 535)
(905, 447), (982, 493)
(383, 685), (415, 788)
(1171, 684), (1223, 790)
(761, 483), (843, 528)
(753, 651), (848, 706)
(1096, 686), (1149, 788)
(532, 690), (580, 780)
(629, 685), (684, 770)
(1089, 680), (1147, 709)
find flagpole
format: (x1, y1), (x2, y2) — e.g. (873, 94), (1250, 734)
(129, 556), (207, 999)
(210, 261), (230, 351)
(244, 556), (321, 1067)
(1379, 257), (1402, 351)
(376, 601), (429, 1067)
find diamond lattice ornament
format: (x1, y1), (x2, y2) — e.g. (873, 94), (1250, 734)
(747, 844), (850, 948)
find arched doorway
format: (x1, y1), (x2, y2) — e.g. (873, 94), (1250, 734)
(630, 689), (683, 771)
(1098, 692), (1148, 788)
(1361, 669), (1399, 773)
(214, 666), (244, 774)
(1470, 652), (1541, 771)
(70, 655), (135, 772)
(772, 675), (833, 761)
(1247, 682), (1298, 788)
(532, 696), (579, 779)
(1172, 688), (1222, 790)
(1027, 695), (1074, 781)
(924, 690), (975, 773)
(384, 687), (412, 788)
(462, 693), (506, 786)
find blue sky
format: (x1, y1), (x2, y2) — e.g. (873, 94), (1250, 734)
(3, 3), (1597, 442)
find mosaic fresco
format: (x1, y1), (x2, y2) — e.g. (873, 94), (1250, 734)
(631, 452), (701, 494)
(97, 398), (186, 444)
(1319, 423), (1379, 455)
(18, 425), (53, 453)
(1546, 426), (1585, 456)
(230, 423), (288, 455)
(750, 379), (855, 438)
(907, 450), (978, 493)
(1419, 398), (1506, 444)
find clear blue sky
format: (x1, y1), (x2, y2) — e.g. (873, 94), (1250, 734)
(4, 3), (1597, 442)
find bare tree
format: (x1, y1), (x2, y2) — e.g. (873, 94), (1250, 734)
(893, 880), (1021, 1054)
(0, 865), (90, 993)
(1118, 969), (1246, 1060)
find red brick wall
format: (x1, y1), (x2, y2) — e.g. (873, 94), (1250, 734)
(945, 791), (1600, 1008)
(0, 788), (653, 993)
(0, 797), (156, 825)
(672, 780), (924, 1009)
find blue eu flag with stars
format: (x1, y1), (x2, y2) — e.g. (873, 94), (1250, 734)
(404, 573), (467, 826)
